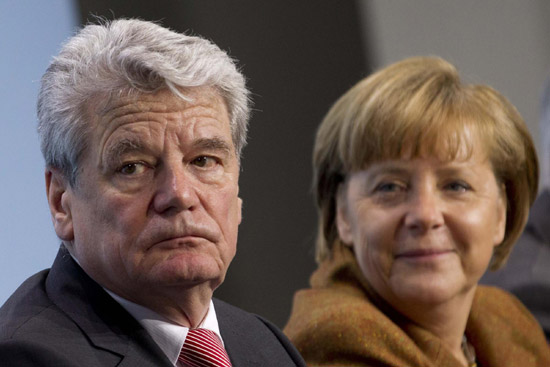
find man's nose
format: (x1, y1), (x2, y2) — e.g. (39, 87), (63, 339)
(152, 163), (199, 214)
(403, 186), (444, 234)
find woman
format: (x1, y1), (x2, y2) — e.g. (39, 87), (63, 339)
(284, 57), (550, 366)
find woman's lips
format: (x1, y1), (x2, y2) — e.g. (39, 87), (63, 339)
(395, 249), (454, 259)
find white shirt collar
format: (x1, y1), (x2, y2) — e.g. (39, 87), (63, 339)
(69, 252), (223, 365)
(105, 290), (223, 366)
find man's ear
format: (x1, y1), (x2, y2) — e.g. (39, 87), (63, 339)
(45, 169), (74, 241)
(335, 187), (353, 246)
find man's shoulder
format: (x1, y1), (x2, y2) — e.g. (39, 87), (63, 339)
(0, 260), (168, 367)
(0, 269), (90, 366)
(213, 297), (272, 326)
(0, 268), (87, 346)
(0, 269), (56, 340)
(213, 298), (306, 367)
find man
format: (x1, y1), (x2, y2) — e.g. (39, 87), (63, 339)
(0, 19), (305, 366)
(481, 79), (550, 340)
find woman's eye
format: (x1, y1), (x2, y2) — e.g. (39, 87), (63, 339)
(118, 162), (146, 175)
(375, 182), (405, 193)
(445, 181), (470, 192)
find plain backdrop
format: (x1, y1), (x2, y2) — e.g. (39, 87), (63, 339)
(0, 0), (78, 308)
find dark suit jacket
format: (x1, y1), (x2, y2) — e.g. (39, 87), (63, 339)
(0, 246), (305, 366)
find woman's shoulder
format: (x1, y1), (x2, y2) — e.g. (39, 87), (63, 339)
(472, 285), (547, 338)
(286, 277), (397, 325)
(283, 285), (429, 367)
(473, 285), (540, 323)
(285, 249), (396, 337)
(469, 285), (550, 367)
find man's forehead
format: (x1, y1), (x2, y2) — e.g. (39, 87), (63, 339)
(76, 87), (236, 167)
(90, 88), (230, 138)
(97, 87), (229, 121)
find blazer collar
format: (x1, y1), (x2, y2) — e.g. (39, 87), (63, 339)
(45, 246), (173, 366)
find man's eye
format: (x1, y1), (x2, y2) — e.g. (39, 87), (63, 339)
(192, 156), (217, 168)
(119, 163), (146, 175)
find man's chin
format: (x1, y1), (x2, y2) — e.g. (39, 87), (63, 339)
(147, 255), (227, 288)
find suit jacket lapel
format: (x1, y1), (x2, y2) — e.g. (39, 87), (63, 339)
(45, 246), (173, 367)
(214, 298), (306, 366)
(215, 298), (261, 366)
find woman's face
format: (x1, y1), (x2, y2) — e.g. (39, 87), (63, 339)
(336, 148), (506, 309)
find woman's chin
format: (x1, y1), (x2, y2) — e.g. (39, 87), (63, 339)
(385, 274), (473, 308)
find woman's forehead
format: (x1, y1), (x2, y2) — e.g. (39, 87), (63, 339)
(351, 122), (491, 170)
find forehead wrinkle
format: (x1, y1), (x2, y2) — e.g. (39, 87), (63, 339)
(96, 97), (170, 144)
(93, 89), (232, 166)
(101, 97), (170, 120)
(177, 105), (230, 135)
(96, 118), (166, 173)
(172, 103), (233, 154)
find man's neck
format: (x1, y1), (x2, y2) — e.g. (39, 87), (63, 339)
(107, 283), (214, 328)
(70, 250), (214, 327)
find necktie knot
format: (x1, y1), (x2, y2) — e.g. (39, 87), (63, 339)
(178, 328), (232, 367)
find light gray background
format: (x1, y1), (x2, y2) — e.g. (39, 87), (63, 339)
(0, 1), (78, 303)
(361, 0), (550, 154)
(1, 1), (549, 325)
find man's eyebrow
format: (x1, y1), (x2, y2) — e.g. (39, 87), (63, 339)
(192, 137), (233, 154)
(104, 138), (146, 162)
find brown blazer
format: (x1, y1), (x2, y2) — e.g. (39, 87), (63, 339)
(284, 244), (550, 367)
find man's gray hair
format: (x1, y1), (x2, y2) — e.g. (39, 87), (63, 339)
(38, 18), (250, 186)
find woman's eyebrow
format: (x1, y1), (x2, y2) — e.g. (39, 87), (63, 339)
(367, 164), (410, 177)
(435, 161), (478, 175)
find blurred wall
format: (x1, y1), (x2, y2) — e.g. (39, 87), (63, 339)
(361, 0), (550, 155)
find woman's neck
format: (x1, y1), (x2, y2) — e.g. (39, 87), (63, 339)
(392, 285), (477, 366)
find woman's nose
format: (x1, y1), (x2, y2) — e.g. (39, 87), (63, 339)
(404, 186), (444, 234)
(152, 164), (200, 214)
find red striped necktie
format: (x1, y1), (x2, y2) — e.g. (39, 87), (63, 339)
(178, 328), (232, 367)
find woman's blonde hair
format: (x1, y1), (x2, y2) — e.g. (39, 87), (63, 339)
(313, 56), (538, 270)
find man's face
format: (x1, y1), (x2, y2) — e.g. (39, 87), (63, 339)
(51, 87), (242, 305)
